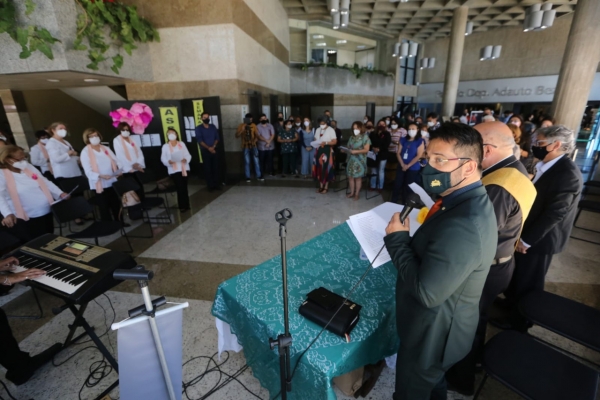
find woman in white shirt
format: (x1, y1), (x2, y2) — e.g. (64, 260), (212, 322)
(45, 122), (82, 182)
(161, 128), (191, 212)
(0, 145), (67, 243)
(80, 129), (122, 222)
(30, 130), (55, 182)
(312, 116), (337, 194)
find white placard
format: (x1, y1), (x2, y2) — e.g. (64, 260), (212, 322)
(130, 134), (142, 149)
(150, 134), (162, 147)
(210, 115), (219, 129)
(140, 135), (152, 147)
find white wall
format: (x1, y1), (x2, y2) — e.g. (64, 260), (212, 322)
(337, 50), (356, 67)
(355, 50), (376, 69)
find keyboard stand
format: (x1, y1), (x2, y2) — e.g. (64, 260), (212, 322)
(59, 301), (119, 400)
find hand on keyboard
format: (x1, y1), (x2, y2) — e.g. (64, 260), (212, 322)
(9, 268), (47, 285)
(0, 256), (19, 271)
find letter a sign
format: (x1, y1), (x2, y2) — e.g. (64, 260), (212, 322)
(159, 107), (182, 143)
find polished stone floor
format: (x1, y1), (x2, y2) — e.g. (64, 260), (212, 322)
(2, 175), (600, 400)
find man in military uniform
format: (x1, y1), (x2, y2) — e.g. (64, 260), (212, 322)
(384, 123), (497, 400)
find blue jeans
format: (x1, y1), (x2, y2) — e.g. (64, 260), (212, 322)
(370, 160), (387, 189)
(301, 146), (315, 175)
(244, 147), (261, 179)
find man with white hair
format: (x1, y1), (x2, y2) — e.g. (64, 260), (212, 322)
(482, 115), (495, 123)
(506, 125), (583, 330)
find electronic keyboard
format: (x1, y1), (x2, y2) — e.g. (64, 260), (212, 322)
(9, 234), (137, 304)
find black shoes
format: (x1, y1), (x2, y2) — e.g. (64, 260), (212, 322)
(6, 343), (63, 386)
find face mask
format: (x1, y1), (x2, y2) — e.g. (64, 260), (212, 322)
(89, 137), (101, 145)
(320, 124), (327, 129)
(278, 117), (284, 121)
(260, 120), (267, 124)
(510, 120), (520, 127)
(353, 129), (361, 136)
(422, 131), (430, 138)
(202, 118), (210, 124)
(303, 121), (310, 127)
(421, 162), (467, 195)
(408, 130), (417, 138)
(378, 126), (386, 131)
(12, 160), (28, 170)
(168, 133), (177, 141)
(363, 119), (368, 123)
(295, 122), (300, 126)
(391, 124), (398, 129)
(57, 129), (67, 138)
(40, 138), (49, 144)
(121, 130), (130, 137)
(285, 125), (292, 130)
(366, 125), (373, 130)
(427, 121), (435, 127)
(386, 120), (390, 126)
(531, 144), (552, 160)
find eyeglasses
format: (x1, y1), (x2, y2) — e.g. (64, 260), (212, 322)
(419, 156), (471, 167)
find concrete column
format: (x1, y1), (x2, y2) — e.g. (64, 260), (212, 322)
(441, 6), (468, 119)
(550, 0), (600, 132)
(0, 90), (33, 150)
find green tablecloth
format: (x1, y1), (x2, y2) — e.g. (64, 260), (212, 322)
(211, 223), (399, 399)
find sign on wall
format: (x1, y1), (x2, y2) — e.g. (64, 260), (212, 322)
(418, 73), (600, 104)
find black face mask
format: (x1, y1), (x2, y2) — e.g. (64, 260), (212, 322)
(202, 118), (210, 124)
(531, 144), (552, 160)
(260, 120), (267, 124)
(278, 117), (284, 121)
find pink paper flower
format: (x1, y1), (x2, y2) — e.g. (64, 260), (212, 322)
(31, 174), (38, 180)
(105, 150), (109, 155)
(109, 103), (154, 134)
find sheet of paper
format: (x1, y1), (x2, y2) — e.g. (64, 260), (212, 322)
(310, 140), (321, 148)
(51, 185), (79, 205)
(150, 133), (162, 147)
(339, 146), (351, 154)
(130, 134), (142, 149)
(211, 115), (219, 129)
(408, 183), (435, 209)
(367, 151), (376, 161)
(349, 202), (422, 268)
(184, 116), (194, 130)
(140, 135), (152, 147)
(186, 130), (193, 143)
(170, 151), (183, 163)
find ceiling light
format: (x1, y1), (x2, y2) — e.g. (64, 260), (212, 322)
(336, 40), (347, 44)
(329, 0), (340, 13)
(340, 0), (349, 15)
(480, 45), (501, 61)
(313, 35), (324, 39)
(316, 42), (327, 46)
(524, 3), (555, 32)
(399, 42), (409, 59)
(465, 21), (473, 36)
(84, 78), (99, 82)
(408, 42), (419, 57)
(332, 12), (340, 29)
(392, 42), (401, 57)
(47, 79), (60, 82)
(419, 57), (435, 69)
(328, 50), (337, 54)
(491, 45), (502, 59)
(357, 45), (366, 49)
(341, 12), (349, 27)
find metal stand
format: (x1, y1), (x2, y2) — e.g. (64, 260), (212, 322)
(113, 266), (177, 400)
(269, 209), (293, 400)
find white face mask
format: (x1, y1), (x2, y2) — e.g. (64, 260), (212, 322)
(89, 137), (101, 145)
(303, 121), (310, 127)
(391, 124), (398, 130)
(510, 120), (520, 127)
(320, 124), (327, 129)
(168, 133), (177, 141)
(121, 130), (130, 137)
(363, 119), (368, 123)
(12, 161), (28, 170)
(285, 125), (292, 130)
(386, 120), (390, 126)
(353, 129), (361, 136)
(57, 129), (67, 138)
(422, 131), (430, 138)
(295, 122), (300, 126)
(427, 121), (435, 127)
(408, 130), (417, 138)
(40, 138), (49, 144)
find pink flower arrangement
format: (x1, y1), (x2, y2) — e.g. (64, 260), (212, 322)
(109, 103), (154, 134)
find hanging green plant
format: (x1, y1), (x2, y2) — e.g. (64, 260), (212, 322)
(295, 62), (393, 80)
(73, 0), (160, 74)
(0, 0), (61, 59)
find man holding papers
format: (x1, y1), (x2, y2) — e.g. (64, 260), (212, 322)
(383, 123), (497, 400)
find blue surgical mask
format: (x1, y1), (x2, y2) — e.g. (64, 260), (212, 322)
(420, 162), (467, 195)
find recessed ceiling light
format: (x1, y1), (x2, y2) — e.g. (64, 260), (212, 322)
(316, 42), (327, 46)
(84, 78), (99, 82)
(47, 79), (60, 82)
(336, 40), (347, 44)
(313, 34), (325, 39)
(357, 45), (366, 49)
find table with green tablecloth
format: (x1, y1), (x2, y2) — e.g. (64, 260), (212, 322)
(211, 223), (399, 400)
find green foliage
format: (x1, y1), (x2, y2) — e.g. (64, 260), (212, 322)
(0, 0), (60, 60)
(75, 0), (159, 74)
(296, 62), (393, 80)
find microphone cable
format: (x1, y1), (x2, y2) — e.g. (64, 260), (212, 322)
(273, 243), (387, 399)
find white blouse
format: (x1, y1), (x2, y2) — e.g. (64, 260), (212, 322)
(161, 142), (192, 175)
(30, 144), (50, 173)
(0, 163), (63, 218)
(80, 146), (122, 190)
(313, 126), (337, 144)
(113, 135), (145, 173)
(46, 138), (81, 179)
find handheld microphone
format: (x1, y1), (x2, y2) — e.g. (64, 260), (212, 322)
(399, 193), (423, 224)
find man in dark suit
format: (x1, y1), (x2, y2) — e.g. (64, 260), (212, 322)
(507, 125), (583, 326)
(384, 123), (497, 400)
(446, 122), (537, 396)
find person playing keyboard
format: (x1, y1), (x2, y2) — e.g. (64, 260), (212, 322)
(0, 256), (62, 385)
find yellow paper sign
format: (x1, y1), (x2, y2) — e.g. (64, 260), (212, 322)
(159, 107), (182, 143)
(192, 100), (204, 127)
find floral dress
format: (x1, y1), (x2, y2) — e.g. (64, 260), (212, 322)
(346, 134), (371, 178)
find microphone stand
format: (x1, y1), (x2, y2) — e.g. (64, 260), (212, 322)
(269, 209), (293, 399)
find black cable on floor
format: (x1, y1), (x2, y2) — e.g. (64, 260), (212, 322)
(0, 380), (17, 400)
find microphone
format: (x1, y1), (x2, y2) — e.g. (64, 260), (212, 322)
(399, 193), (423, 224)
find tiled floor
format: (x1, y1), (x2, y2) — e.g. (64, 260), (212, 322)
(2, 174), (600, 400)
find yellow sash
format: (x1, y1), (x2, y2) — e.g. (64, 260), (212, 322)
(482, 166), (537, 231)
